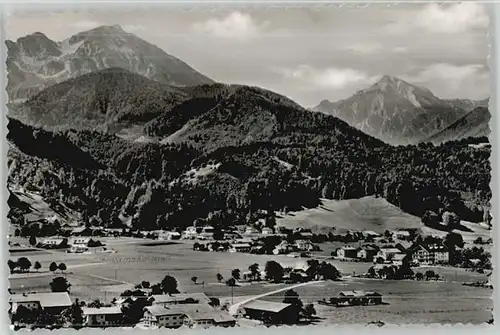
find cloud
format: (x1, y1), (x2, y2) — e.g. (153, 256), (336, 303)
(416, 3), (489, 33)
(343, 43), (382, 55)
(393, 46), (408, 54)
(192, 11), (265, 40)
(122, 24), (146, 32)
(388, 3), (489, 35)
(71, 20), (101, 30)
(276, 65), (377, 90)
(402, 63), (489, 98)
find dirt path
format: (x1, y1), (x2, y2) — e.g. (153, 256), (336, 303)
(228, 280), (324, 315)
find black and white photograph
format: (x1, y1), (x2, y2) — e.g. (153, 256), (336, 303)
(3, 2), (493, 330)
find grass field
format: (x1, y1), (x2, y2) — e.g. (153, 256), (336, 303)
(276, 196), (425, 234)
(261, 278), (492, 325)
(9, 236), (491, 325)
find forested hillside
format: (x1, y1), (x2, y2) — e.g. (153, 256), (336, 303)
(7, 82), (491, 234)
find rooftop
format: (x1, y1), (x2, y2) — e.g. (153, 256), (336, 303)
(82, 306), (122, 315)
(9, 292), (72, 308)
(151, 293), (210, 304)
(242, 300), (292, 313)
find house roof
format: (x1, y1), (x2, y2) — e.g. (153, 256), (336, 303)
(145, 305), (186, 317)
(82, 306), (122, 315)
(71, 227), (90, 233)
(395, 230), (411, 236)
(231, 243), (251, 248)
(339, 246), (357, 251)
(338, 290), (366, 297)
(363, 230), (381, 236)
(242, 300), (292, 313)
(379, 248), (402, 254)
(392, 253), (406, 261)
(151, 293), (210, 304)
(10, 292), (72, 308)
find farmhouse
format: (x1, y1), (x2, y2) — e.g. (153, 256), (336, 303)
(412, 244), (449, 265)
(70, 226), (94, 236)
(142, 305), (186, 328)
(261, 227), (274, 235)
(336, 291), (383, 306)
(245, 226), (260, 235)
(392, 230), (411, 240)
(238, 300), (299, 324)
(229, 243), (251, 253)
(294, 240), (314, 251)
(158, 231), (181, 240)
(199, 226), (215, 239)
(151, 293), (211, 306)
(82, 306), (123, 327)
(336, 246), (358, 259)
(376, 247), (404, 262)
(391, 253), (407, 266)
(41, 237), (66, 247)
(356, 246), (378, 261)
(183, 226), (200, 239)
(9, 292), (72, 314)
(69, 237), (91, 247)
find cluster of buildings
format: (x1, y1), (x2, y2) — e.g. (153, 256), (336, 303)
(335, 242), (450, 266)
(9, 291), (237, 329)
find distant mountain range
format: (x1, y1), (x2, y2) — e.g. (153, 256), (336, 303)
(5, 25), (213, 102)
(313, 75), (490, 145)
(426, 106), (490, 144)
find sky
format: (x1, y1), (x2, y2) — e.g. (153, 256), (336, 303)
(4, 2), (491, 107)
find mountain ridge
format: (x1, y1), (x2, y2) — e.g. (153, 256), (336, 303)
(5, 24), (214, 102)
(313, 75), (486, 145)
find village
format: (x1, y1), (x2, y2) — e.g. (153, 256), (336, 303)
(8, 218), (493, 329)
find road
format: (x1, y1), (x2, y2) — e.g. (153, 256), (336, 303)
(228, 280), (324, 315)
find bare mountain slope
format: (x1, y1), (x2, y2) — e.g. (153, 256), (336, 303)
(314, 76), (470, 145)
(5, 25), (213, 102)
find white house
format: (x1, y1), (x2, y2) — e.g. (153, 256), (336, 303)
(159, 231), (181, 240)
(244, 226), (260, 235)
(229, 243), (251, 253)
(412, 244), (449, 265)
(69, 237), (91, 247)
(183, 227), (199, 239)
(142, 305), (186, 328)
(82, 306), (123, 327)
(294, 240), (314, 251)
(392, 230), (411, 241)
(336, 247), (358, 259)
(9, 292), (72, 315)
(261, 227), (274, 235)
(376, 248), (404, 262)
(391, 253), (407, 266)
(41, 238), (65, 247)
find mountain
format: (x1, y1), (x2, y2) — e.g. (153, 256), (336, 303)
(8, 67), (189, 132)
(444, 98), (490, 112)
(426, 107), (491, 144)
(5, 25), (213, 102)
(313, 75), (471, 145)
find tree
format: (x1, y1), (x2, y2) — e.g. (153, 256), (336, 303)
(425, 270), (436, 281)
(160, 275), (179, 295)
(121, 298), (148, 326)
(249, 263), (260, 281)
(226, 277), (236, 287)
(151, 283), (162, 295)
(422, 210), (439, 227)
(216, 273), (224, 282)
(49, 262), (58, 273)
(88, 299), (103, 308)
(63, 299), (84, 327)
(415, 272), (424, 281)
(283, 289), (303, 310)
(318, 262), (341, 280)
(231, 269), (241, 281)
(17, 257), (32, 272)
(12, 305), (38, 325)
(191, 276), (198, 284)
(141, 281), (150, 289)
(442, 211), (460, 230)
(29, 235), (37, 246)
(50, 277), (71, 292)
(34, 261), (41, 272)
(8, 260), (17, 274)
(58, 263), (67, 274)
(303, 304), (316, 319)
(265, 260), (284, 283)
